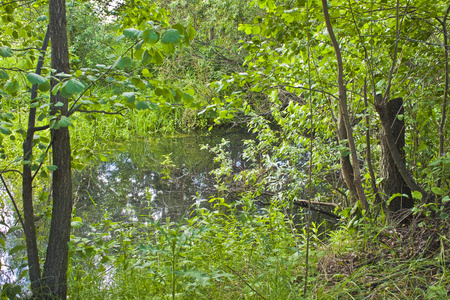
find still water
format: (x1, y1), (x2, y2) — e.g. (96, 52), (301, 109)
(73, 127), (253, 228)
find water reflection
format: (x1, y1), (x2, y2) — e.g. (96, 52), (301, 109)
(73, 128), (253, 229)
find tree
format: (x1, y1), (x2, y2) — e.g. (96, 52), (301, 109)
(208, 0), (449, 215)
(1, 0), (196, 297)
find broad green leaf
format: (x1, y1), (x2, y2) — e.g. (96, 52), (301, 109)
(37, 15), (47, 22)
(63, 78), (85, 94)
(27, 73), (46, 85)
(161, 29), (182, 44)
(9, 245), (27, 255)
(431, 187), (442, 195)
(122, 92), (136, 103)
(123, 28), (141, 38)
(117, 57), (132, 68)
(411, 191), (422, 200)
(47, 165), (58, 171)
(143, 29), (159, 44)
(0, 126), (12, 135)
(74, 70), (82, 77)
(38, 81), (51, 92)
(0, 70), (9, 79)
(7, 225), (22, 234)
(136, 101), (150, 110)
(4, 80), (19, 94)
(55, 102), (64, 107)
(0, 46), (13, 57)
(141, 50), (152, 65)
(58, 116), (72, 127)
(71, 217), (83, 228)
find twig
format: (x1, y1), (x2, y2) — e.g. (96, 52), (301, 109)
(226, 266), (267, 300)
(0, 174), (24, 229)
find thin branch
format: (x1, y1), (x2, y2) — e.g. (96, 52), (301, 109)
(0, 169), (23, 176)
(75, 108), (127, 116)
(67, 40), (140, 117)
(0, 174), (24, 229)
(226, 266), (267, 300)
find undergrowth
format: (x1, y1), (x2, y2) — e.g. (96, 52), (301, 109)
(67, 198), (450, 299)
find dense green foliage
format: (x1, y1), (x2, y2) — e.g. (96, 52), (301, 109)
(1, 0), (449, 298)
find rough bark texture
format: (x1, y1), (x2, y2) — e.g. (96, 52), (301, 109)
(375, 95), (426, 200)
(42, 0), (73, 298)
(379, 97), (412, 211)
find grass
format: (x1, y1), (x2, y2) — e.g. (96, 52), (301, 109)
(66, 199), (450, 299)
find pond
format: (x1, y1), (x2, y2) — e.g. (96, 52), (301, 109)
(73, 127), (254, 229)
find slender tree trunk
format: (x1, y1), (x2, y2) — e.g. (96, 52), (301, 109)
(322, 0), (369, 211)
(22, 27), (50, 295)
(42, 0), (73, 298)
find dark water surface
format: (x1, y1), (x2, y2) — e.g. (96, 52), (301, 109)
(73, 127), (253, 228)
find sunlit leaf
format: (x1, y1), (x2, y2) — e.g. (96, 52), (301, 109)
(161, 29), (182, 44)
(27, 73), (46, 85)
(123, 28), (141, 38)
(143, 29), (159, 44)
(63, 78), (86, 94)
(136, 101), (150, 110)
(0, 46), (13, 57)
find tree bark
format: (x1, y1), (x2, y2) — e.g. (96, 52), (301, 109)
(22, 27), (49, 295)
(42, 0), (73, 298)
(379, 97), (412, 211)
(375, 95), (427, 199)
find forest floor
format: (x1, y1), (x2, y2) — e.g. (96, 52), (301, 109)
(315, 213), (450, 299)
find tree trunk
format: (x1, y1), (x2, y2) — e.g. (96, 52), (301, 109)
(22, 27), (49, 295)
(42, 0), (73, 298)
(322, 0), (369, 211)
(379, 97), (412, 211)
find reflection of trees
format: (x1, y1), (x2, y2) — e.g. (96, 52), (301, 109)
(73, 128), (252, 232)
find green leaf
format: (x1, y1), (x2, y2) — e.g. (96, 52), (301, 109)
(117, 57), (132, 69)
(63, 78), (85, 94)
(27, 73), (46, 85)
(135, 101), (150, 110)
(47, 165), (58, 171)
(122, 92), (136, 103)
(0, 126), (11, 135)
(143, 29), (159, 44)
(411, 191), (423, 201)
(37, 15), (47, 22)
(123, 28), (141, 38)
(161, 29), (182, 44)
(0, 70), (9, 79)
(141, 50), (152, 65)
(431, 187), (442, 195)
(9, 245), (27, 255)
(4, 80), (19, 94)
(0, 46), (13, 57)
(38, 81), (51, 92)
(7, 225), (22, 234)
(71, 216), (83, 228)
(58, 116), (72, 127)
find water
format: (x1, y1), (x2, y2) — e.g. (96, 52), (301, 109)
(73, 127), (253, 228)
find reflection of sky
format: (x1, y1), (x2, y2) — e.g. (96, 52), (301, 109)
(73, 129), (254, 231)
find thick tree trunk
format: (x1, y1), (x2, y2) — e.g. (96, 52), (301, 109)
(379, 97), (412, 211)
(42, 0), (73, 298)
